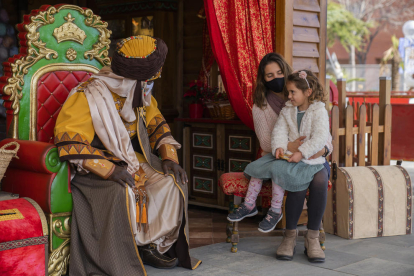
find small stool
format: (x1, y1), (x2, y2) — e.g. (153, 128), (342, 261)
(219, 172), (331, 253)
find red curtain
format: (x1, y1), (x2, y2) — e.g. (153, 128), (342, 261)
(204, 0), (275, 130)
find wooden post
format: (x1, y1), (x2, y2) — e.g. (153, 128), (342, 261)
(358, 105), (366, 166)
(337, 78), (346, 166)
(383, 105), (392, 165)
(325, 75), (331, 111)
(378, 77), (391, 165)
(345, 105), (354, 167)
(275, 0), (293, 65)
(337, 79), (347, 127)
(371, 104), (379, 166)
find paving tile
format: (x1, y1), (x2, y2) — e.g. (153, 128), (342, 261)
(332, 239), (414, 266)
(335, 257), (414, 276)
(191, 249), (279, 274)
(292, 248), (369, 270)
(246, 259), (354, 276)
(364, 234), (414, 248)
(144, 263), (249, 276)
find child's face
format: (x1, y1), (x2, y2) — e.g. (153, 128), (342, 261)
(264, 62), (284, 82)
(286, 82), (311, 108)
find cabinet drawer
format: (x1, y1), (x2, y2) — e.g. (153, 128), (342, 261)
(228, 158), (252, 172)
(193, 154), (214, 171)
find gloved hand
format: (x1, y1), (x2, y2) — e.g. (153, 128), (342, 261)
(162, 160), (188, 185)
(108, 165), (135, 188)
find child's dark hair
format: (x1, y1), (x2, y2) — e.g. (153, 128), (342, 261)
(286, 69), (325, 104)
(253, 53), (293, 109)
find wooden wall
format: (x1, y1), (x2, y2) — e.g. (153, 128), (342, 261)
(182, 0), (204, 117)
(276, 0), (327, 91)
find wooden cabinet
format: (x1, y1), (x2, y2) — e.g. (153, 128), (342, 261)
(177, 118), (259, 209)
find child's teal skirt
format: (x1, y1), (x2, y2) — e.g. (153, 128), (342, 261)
(244, 153), (324, 192)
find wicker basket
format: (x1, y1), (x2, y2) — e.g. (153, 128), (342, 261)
(206, 101), (236, 120)
(0, 141), (19, 182)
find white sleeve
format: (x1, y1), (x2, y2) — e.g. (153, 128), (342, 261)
(298, 109), (330, 159)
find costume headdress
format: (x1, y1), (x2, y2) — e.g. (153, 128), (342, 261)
(111, 35), (168, 107)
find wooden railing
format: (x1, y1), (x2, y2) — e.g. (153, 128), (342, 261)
(330, 77), (392, 168)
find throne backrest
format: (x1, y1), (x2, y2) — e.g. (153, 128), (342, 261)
(0, 4), (112, 142)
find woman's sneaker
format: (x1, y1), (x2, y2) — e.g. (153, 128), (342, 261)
(258, 210), (283, 233)
(227, 202), (258, 222)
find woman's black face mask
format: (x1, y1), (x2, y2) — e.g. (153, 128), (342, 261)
(264, 77), (285, 93)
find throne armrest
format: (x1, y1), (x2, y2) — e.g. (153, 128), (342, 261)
(0, 139), (72, 214)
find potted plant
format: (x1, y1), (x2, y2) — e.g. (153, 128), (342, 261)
(184, 80), (204, 118)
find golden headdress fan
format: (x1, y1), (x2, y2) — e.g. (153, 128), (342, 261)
(116, 35), (157, 59)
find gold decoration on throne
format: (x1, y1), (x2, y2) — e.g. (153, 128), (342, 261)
(53, 13), (87, 44)
(48, 213), (71, 276)
(66, 48), (77, 61)
(3, 6), (58, 138)
(3, 4), (111, 139)
(83, 9), (112, 66)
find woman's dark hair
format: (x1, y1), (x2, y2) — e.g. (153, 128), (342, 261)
(253, 53), (293, 109)
(286, 69), (325, 104)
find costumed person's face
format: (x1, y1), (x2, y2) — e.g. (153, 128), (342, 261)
(142, 81), (154, 106)
(264, 62), (285, 93)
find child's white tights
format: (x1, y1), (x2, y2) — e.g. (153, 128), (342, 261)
(244, 177), (284, 214)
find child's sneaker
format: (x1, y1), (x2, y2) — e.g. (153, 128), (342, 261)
(227, 203), (258, 222)
(258, 210), (283, 233)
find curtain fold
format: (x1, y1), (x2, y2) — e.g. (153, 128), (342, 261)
(204, 0), (275, 130)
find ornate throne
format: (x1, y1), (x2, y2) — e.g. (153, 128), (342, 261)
(0, 4), (111, 275)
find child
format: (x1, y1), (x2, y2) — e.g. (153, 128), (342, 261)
(228, 70), (330, 235)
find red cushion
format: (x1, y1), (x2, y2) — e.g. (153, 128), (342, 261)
(218, 172), (272, 197)
(37, 71), (92, 143)
(219, 172), (332, 198)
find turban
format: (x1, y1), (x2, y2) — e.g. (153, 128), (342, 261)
(111, 35), (168, 108)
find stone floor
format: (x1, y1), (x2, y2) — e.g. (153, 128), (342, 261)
(144, 161), (414, 275)
(146, 232), (414, 276)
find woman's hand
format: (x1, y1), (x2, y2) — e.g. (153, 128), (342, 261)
(308, 147), (326, 160)
(275, 148), (284, 159)
(287, 136), (306, 153)
(288, 151), (303, 163)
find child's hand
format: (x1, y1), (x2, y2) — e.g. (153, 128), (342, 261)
(275, 148), (284, 159)
(288, 151), (303, 163)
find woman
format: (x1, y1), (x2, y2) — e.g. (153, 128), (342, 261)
(246, 53), (331, 262)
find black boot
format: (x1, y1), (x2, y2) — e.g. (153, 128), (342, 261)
(138, 243), (178, 269)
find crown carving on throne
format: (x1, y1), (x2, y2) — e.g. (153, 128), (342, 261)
(53, 13), (87, 44)
(0, 4), (112, 141)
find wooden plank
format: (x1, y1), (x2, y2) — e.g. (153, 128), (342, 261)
(216, 124), (226, 207)
(337, 125), (384, 136)
(183, 126), (191, 196)
(324, 75), (331, 111)
(293, 11), (320, 28)
(378, 77), (391, 165)
(293, 42), (319, 58)
(276, 0), (294, 65)
(383, 105), (392, 165)
(183, 36), (203, 49)
(318, 0), (327, 97)
(371, 104), (379, 166)
(292, 57), (319, 72)
(294, 0), (321, 12)
(357, 105), (366, 166)
(293, 27), (319, 43)
(337, 79), (346, 127)
(331, 106), (340, 165)
(345, 106), (354, 167)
